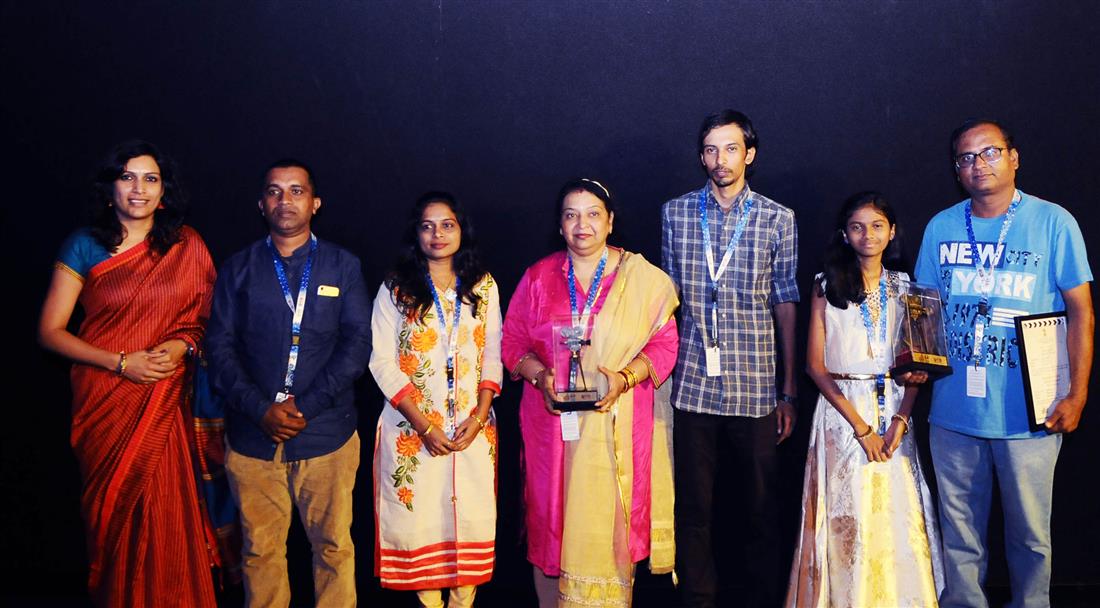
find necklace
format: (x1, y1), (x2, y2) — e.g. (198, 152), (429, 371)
(862, 285), (883, 326)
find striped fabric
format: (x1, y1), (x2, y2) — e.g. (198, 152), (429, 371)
(65, 227), (220, 607)
(661, 185), (799, 417)
(191, 356), (243, 585)
(377, 540), (496, 590)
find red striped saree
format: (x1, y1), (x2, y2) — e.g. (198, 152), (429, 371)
(68, 226), (218, 607)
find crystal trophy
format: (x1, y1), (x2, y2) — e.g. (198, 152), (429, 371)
(550, 314), (605, 411)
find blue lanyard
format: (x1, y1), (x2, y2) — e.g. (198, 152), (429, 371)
(963, 191), (1020, 365)
(859, 270), (889, 434)
(566, 248), (608, 390)
(267, 234), (317, 395)
(873, 375), (887, 435)
(698, 185), (754, 347)
(567, 248), (608, 327)
(426, 271), (462, 423)
(859, 270), (889, 360)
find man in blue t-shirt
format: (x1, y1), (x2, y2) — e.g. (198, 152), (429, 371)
(915, 119), (1093, 608)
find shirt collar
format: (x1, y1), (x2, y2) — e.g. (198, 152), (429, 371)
(703, 182), (752, 214)
(277, 233), (316, 261)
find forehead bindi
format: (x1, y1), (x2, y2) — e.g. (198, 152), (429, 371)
(563, 191), (606, 213)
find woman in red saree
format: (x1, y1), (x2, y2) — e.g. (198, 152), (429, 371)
(38, 141), (219, 607)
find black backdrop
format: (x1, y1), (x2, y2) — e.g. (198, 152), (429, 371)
(3, 1), (1098, 605)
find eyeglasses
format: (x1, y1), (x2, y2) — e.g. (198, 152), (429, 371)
(955, 146), (1007, 169)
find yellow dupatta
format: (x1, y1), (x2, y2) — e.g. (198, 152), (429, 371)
(558, 252), (679, 607)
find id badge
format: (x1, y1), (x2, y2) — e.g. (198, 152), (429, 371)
(966, 366), (987, 399)
(976, 272), (994, 295)
(275, 391), (290, 403)
(705, 345), (722, 377)
(560, 411), (580, 442)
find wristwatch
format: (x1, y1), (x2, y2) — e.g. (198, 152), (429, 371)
(778, 393), (798, 406)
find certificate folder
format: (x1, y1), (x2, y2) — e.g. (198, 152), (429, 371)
(1014, 311), (1069, 433)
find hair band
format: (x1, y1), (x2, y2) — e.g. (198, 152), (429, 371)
(580, 178), (611, 199)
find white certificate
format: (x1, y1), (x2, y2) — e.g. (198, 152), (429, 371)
(1014, 312), (1070, 432)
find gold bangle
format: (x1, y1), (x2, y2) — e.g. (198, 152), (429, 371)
(474, 415), (487, 430)
(623, 366), (640, 388)
(891, 414), (910, 435)
(617, 370), (631, 389)
(116, 351), (127, 376)
(419, 422), (435, 437)
(853, 424), (874, 440)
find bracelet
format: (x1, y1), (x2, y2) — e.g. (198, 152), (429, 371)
(891, 414), (910, 434)
(532, 368), (546, 387)
(474, 415), (487, 430)
(116, 352), (127, 376)
(621, 366), (640, 389)
(420, 422), (435, 437)
(617, 370), (632, 389)
(853, 424), (874, 440)
(510, 352), (537, 381)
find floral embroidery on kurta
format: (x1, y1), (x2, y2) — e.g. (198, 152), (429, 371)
(370, 274), (503, 590)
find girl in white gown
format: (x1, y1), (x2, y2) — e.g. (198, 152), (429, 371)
(786, 192), (944, 607)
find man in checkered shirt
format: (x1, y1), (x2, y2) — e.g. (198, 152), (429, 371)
(661, 109), (799, 608)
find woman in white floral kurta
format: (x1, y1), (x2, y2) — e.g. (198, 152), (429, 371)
(369, 193), (502, 608)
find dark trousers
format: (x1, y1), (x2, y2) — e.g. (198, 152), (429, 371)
(674, 408), (780, 608)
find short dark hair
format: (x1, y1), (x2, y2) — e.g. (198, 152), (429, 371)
(262, 158), (318, 195)
(949, 118), (1015, 159)
(555, 177), (617, 218)
(698, 109), (758, 154)
(89, 139), (186, 255)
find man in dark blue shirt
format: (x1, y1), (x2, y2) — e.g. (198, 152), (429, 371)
(206, 159), (371, 608)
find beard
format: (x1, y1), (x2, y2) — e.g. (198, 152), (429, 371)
(708, 168), (737, 188)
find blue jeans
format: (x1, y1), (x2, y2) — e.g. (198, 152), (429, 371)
(930, 424), (1062, 608)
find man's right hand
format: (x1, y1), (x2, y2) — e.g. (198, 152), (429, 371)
(261, 397), (307, 442)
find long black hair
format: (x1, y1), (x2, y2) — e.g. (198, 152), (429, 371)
(88, 140), (186, 255)
(818, 191), (905, 308)
(385, 191), (488, 319)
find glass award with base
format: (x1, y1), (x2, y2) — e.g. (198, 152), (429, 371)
(890, 280), (954, 378)
(550, 315), (605, 411)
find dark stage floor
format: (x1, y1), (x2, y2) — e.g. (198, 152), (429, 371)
(6, 584), (1099, 607)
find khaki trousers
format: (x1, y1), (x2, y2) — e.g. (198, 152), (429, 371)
(226, 432), (360, 608)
